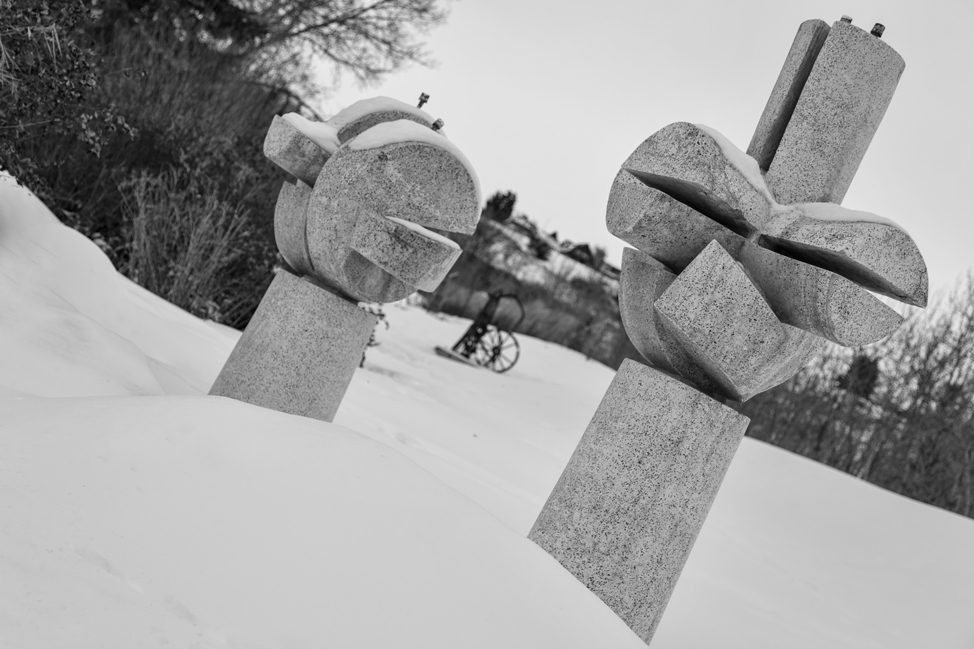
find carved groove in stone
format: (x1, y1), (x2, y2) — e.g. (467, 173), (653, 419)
(624, 168), (757, 238)
(739, 241), (904, 346)
(758, 212), (928, 307)
(748, 19), (831, 171)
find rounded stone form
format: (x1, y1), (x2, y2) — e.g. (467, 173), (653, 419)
(337, 109), (433, 144)
(762, 207), (928, 307)
(273, 179), (314, 276)
(607, 122), (775, 233)
(739, 240), (903, 346)
(350, 212), (461, 292)
(606, 167), (745, 272)
(305, 138), (479, 303)
(327, 97), (436, 144)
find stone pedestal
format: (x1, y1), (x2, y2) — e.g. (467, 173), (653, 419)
(209, 269), (377, 422)
(529, 360), (750, 643)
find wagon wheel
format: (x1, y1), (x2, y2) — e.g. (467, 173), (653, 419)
(472, 326), (520, 373)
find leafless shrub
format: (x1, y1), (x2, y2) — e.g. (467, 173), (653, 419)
(119, 168), (261, 325)
(744, 274), (974, 518)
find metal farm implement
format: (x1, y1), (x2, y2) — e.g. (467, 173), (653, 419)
(435, 291), (525, 373)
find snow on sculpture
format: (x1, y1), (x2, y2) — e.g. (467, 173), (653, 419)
(529, 17), (928, 644)
(210, 97), (480, 422)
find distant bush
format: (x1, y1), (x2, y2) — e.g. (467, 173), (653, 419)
(481, 190), (516, 222)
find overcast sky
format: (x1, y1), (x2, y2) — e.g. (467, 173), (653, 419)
(321, 0), (973, 294)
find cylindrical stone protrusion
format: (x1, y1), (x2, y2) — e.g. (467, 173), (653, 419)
(209, 269), (378, 422)
(274, 179), (315, 276)
(747, 19), (831, 171)
(529, 360), (750, 643)
(764, 20), (905, 205)
(327, 97), (434, 144)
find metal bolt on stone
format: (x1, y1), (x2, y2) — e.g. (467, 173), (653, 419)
(432, 118), (445, 132)
(529, 17), (928, 645)
(417, 92), (430, 108)
(872, 23), (886, 37)
(209, 97), (480, 422)
(841, 14), (853, 23)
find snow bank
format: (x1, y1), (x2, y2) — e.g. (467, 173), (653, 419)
(342, 307), (974, 649)
(1, 175), (972, 648)
(0, 395), (644, 649)
(0, 174), (238, 397)
(0, 176), (643, 647)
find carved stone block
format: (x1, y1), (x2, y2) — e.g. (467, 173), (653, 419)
(529, 360), (750, 643)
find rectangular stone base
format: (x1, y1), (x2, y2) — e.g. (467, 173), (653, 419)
(209, 269), (378, 422)
(529, 359), (750, 643)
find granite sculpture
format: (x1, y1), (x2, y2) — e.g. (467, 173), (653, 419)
(210, 96), (480, 422)
(529, 18), (928, 644)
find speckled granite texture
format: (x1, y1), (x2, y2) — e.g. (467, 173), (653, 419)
(618, 248), (726, 397)
(740, 240), (903, 345)
(336, 109), (432, 144)
(305, 141), (479, 302)
(350, 212), (461, 291)
(263, 115), (329, 186)
(274, 179), (314, 276)
(208, 270), (377, 422)
(654, 241), (824, 402)
(529, 360), (750, 644)
(535, 18), (925, 644)
(762, 208), (928, 306)
(765, 20), (905, 205)
(606, 166), (746, 272)
(747, 19), (831, 171)
(608, 122), (774, 231)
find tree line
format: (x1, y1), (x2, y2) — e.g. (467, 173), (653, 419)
(0, 0), (446, 327)
(743, 276), (974, 519)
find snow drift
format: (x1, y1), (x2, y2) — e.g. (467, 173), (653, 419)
(1, 174), (972, 648)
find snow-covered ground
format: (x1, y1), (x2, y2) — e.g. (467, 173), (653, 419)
(2, 174), (973, 648)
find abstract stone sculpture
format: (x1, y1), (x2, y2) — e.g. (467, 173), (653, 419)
(210, 97), (480, 422)
(530, 18), (928, 644)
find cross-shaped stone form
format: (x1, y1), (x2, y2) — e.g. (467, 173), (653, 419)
(210, 97), (480, 422)
(529, 18), (927, 644)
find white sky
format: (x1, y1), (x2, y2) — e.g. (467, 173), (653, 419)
(320, 0), (974, 294)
